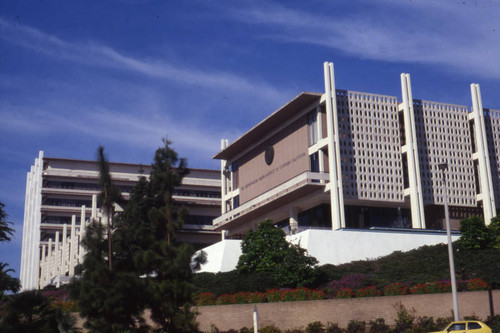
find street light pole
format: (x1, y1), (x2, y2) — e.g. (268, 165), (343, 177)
(438, 162), (459, 321)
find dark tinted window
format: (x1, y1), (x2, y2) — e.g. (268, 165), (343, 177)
(468, 322), (482, 330)
(448, 323), (466, 331)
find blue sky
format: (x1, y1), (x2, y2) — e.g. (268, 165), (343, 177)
(1, 0), (499, 280)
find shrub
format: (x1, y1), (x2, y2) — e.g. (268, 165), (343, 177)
(196, 292), (217, 306)
(231, 292), (253, 304)
(369, 318), (390, 333)
(356, 286), (381, 298)
(306, 321), (325, 333)
(466, 278), (489, 291)
(413, 316), (439, 333)
(266, 289), (283, 302)
(328, 274), (366, 293)
(410, 281), (450, 294)
(240, 327), (253, 333)
(485, 314), (500, 333)
(260, 325), (282, 333)
(216, 294), (232, 305)
(346, 320), (365, 333)
(336, 288), (353, 299)
(393, 302), (415, 332)
(326, 322), (344, 333)
(383, 282), (408, 296)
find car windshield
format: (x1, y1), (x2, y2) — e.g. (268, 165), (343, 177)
(448, 323), (466, 331)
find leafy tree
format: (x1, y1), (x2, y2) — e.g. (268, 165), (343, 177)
(0, 262), (20, 300)
(236, 219), (319, 288)
(0, 290), (76, 333)
(0, 201), (15, 243)
(488, 216), (500, 249)
(96, 145), (123, 269)
(455, 215), (500, 250)
(0, 202), (20, 300)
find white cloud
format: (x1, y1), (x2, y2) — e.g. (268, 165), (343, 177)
(222, 0), (500, 79)
(0, 18), (291, 103)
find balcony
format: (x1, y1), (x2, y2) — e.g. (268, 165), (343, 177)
(213, 171), (329, 230)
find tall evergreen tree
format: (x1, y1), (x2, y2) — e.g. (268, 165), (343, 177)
(0, 201), (15, 243)
(96, 145), (123, 269)
(115, 138), (198, 332)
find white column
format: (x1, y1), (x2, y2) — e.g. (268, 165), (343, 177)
(323, 62), (345, 230)
(61, 224), (67, 274)
(221, 139), (229, 214)
(69, 215), (76, 276)
(91, 194), (98, 220)
(79, 205), (86, 263)
(289, 207), (298, 233)
(471, 84), (497, 224)
(400, 74), (426, 229)
(54, 231), (60, 279)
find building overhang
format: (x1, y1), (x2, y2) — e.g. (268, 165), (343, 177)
(213, 92), (322, 161)
(213, 172), (329, 231)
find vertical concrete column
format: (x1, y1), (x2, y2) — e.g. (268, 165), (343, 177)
(69, 215), (76, 276)
(400, 74), (426, 229)
(323, 62), (345, 230)
(91, 194), (97, 220)
(79, 205), (86, 263)
(62, 224), (67, 274)
(221, 139), (229, 214)
(54, 231), (60, 278)
(289, 206), (298, 233)
(471, 84), (497, 224)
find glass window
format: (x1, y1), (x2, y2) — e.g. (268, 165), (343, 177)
(448, 323), (466, 331)
(308, 110), (318, 146)
(467, 322), (482, 330)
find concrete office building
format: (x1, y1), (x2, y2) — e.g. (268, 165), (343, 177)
(200, 63), (499, 272)
(20, 151), (221, 290)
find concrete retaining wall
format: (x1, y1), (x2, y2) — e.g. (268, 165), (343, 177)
(196, 290), (499, 332)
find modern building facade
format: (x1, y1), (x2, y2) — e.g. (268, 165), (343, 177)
(20, 151), (221, 290)
(212, 62), (499, 242)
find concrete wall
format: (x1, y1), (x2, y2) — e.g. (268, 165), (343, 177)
(238, 117), (309, 204)
(196, 290), (499, 332)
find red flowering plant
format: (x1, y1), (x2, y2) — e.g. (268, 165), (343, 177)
(247, 291), (266, 303)
(336, 288), (354, 299)
(410, 281), (450, 294)
(310, 289), (325, 300)
(384, 282), (409, 296)
(356, 286), (382, 298)
(265, 289), (283, 302)
(466, 278), (489, 291)
(215, 294), (232, 305)
(196, 292), (217, 306)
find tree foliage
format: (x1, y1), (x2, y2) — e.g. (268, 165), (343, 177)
(0, 201), (15, 243)
(0, 290), (76, 333)
(455, 215), (500, 250)
(236, 219), (319, 288)
(96, 145), (123, 269)
(71, 139), (198, 332)
(0, 202), (20, 300)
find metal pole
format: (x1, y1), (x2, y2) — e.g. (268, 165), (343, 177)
(439, 163), (459, 321)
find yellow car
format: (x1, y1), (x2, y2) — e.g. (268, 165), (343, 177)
(431, 321), (492, 333)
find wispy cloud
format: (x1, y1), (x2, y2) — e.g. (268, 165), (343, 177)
(222, 0), (500, 79)
(0, 18), (291, 103)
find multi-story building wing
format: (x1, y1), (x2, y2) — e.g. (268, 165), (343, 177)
(20, 151), (221, 290)
(205, 63), (498, 270)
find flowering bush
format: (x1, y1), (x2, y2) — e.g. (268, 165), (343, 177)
(336, 288), (354, 299)
(328, 274), (366, 293)
(265, 289), (283, 302)
(356, 286), (381, 298)
(196, 292), (217, 306)
(247, 291), (266, 303)
(215, 294), (232, 305)
(410, 281), (450, 294)
(384, 282), (409, 296)
(466, 278), (489, 291)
